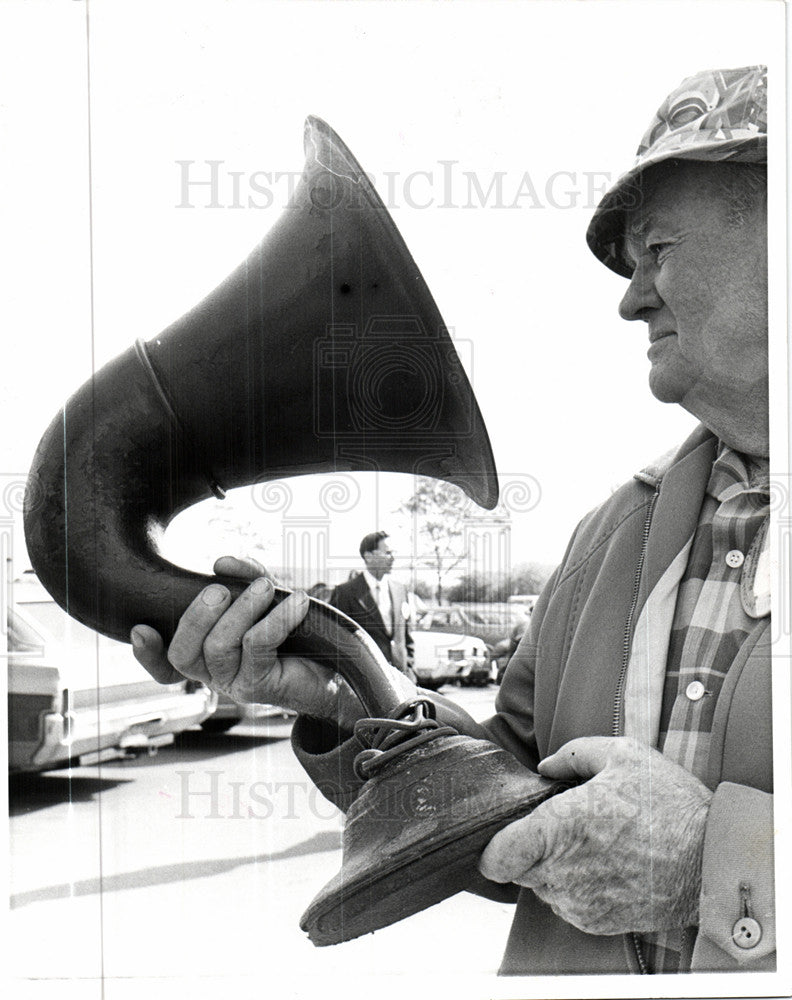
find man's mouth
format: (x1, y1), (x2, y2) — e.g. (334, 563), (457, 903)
(649, 330), (676, 344)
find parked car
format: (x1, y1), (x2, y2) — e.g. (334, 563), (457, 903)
(492, 614), (532, 684)
(415, 605), (516, 650)
(507, 594), (539, 611)
(412, 629), (491, 690)
(7, 577), (216, 773)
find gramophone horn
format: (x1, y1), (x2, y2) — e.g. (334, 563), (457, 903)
(24, 117), (563, 946)
(24, 115), (497, 715)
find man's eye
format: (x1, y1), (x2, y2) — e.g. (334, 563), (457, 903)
(647, 241), (672, 261)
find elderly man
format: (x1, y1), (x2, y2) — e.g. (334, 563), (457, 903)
(131, 66), (773, 974)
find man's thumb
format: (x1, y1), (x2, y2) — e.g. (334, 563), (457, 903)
(478, 812), (548, 884)
(538, 736), (620, 780)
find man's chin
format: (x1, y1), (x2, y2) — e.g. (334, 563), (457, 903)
(648, 364), (691, 404)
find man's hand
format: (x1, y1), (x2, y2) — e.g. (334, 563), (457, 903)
(478, 736), (713, 935)
(130, 556), (367, 730)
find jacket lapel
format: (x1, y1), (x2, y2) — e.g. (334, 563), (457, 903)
(354, 573), (384, 627)
(541, 427), (718, 756)
(641, 426), (717, 598)
(622, 428), (717, 744)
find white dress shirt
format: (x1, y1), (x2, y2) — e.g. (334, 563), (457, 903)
(361, 569), (392, 636)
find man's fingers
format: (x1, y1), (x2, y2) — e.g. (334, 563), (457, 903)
(240, 591), (311, 661)
(479, 810), (548, 884)
(167, 584), (231, 680)
(213, 555), (270, 582)
(202, 578), (277, 680)
(130, 625), (184, 685)
(538, 736), (626, 780)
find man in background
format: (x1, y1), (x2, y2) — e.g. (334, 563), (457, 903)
(329, 531), (414, 679)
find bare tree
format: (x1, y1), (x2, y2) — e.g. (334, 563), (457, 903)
(398, 477), (468, 604)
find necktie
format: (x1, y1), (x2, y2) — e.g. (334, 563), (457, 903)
(375, 581), (392, 636)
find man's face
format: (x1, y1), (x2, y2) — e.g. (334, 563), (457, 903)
(364, 538), (394, 578)
(619, 163), (768, 452)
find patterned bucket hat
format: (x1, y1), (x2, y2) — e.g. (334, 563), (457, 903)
(586, 65), (767, 277)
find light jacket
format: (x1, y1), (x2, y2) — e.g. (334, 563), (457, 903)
(293, 426), (775, 974)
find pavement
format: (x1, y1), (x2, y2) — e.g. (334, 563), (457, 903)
(8, 686), (524, 1000)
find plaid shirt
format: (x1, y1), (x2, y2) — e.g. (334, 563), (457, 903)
(641, 446), (770, 973)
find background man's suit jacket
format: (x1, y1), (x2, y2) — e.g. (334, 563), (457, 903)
(329, 573), (414, 675)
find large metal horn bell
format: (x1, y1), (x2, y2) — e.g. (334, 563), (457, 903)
(24, 117), (564, 946)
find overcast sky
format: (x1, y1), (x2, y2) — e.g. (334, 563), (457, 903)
(2, 0), (786, 588)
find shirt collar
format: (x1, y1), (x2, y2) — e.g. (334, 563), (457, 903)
(361, 569), (386, 593)
(708, 443), (770, 503)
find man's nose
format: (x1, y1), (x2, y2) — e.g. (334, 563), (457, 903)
(618, 264), (662, 322)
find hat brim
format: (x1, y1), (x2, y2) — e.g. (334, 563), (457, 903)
(586, 134), (767, 278)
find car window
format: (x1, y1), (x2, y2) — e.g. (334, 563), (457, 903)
(17, 601), (101, 651)
(7, 609), (45, 653)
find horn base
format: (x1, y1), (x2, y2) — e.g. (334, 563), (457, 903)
(299, 735), (564, 946)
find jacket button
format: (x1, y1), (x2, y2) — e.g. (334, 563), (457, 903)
(732, 917), (762, 949)
(686, 680), (706, 701)
(725, 549), (745, 568)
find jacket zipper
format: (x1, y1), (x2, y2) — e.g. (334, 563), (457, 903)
(612, 485), (660, 975)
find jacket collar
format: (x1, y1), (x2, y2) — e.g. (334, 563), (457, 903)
(634, 424), (717, 489)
